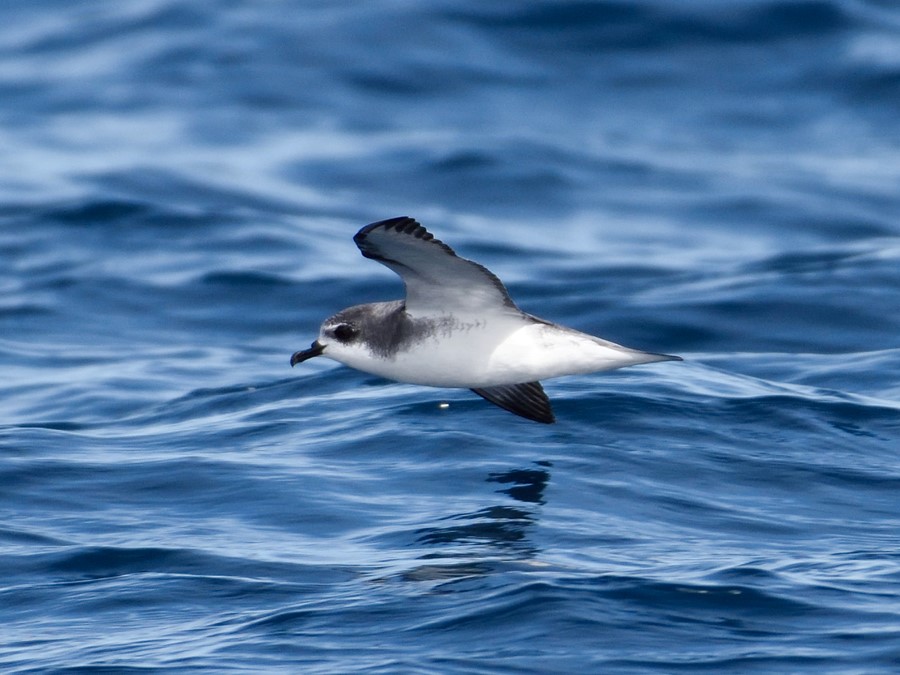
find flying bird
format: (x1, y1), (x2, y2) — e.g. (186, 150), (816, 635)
(291, 217), (680, 423)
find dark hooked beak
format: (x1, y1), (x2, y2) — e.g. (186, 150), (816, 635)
(290, 340), (325, 366)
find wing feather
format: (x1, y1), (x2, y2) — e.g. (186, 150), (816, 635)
(354, 217), (517, 316)
(471, 382), (555, 424)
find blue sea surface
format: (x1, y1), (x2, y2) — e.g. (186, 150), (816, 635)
(2, 1), (900, 672)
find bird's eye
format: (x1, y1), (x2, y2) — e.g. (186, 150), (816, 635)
(332, 323), (358, 342)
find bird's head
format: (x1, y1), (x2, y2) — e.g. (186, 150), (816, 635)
(290, 304), (385, 369)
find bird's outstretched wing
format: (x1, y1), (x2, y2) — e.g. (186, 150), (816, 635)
(354, 217), (518, 316)
(471, 382), (555, 424)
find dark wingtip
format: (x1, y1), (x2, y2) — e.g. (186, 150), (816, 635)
(471, 382), (556, 424)
(354, 217), (416, 244)
(535, 410), (556, 424)
(353, 217), (455, 260)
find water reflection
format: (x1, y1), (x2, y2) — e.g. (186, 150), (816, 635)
(487, 463), (551, 504)
(402, 461), (551, 583)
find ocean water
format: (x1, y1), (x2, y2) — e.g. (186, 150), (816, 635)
(2, 0), (900, 672)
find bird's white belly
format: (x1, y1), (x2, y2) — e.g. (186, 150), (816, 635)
(352, 325), (502, 388)
(484, 323), (641, 385)
(347, 321), (651, 388)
